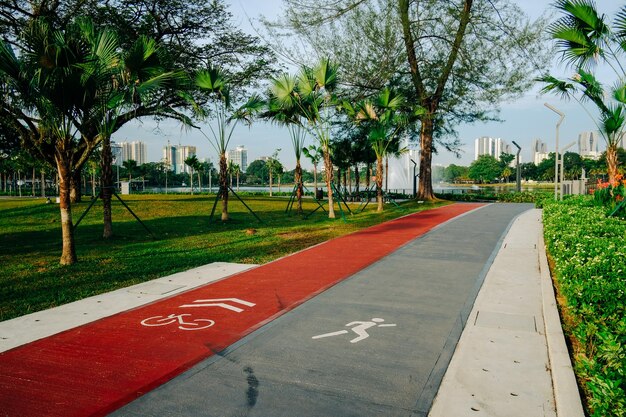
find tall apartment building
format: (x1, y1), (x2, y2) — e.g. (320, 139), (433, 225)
(162, 143), (177, 171)
(531, 138), (549, 164)
(578, 131), (601, 160)
(474, 136), (511, 160)
(118, 141), (147, 165)
(227, 145), (248, 172)
(162, 144), (197, 174)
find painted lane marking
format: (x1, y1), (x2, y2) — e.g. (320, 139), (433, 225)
(312, 318), (397, 343)
(141, 314), (215, 331)
(179, 298), (256, 313)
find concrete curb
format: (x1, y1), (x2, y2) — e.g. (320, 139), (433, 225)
(538, 215), (585, 417)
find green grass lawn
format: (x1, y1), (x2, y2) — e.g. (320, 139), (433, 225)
(0, 194), (448, 321)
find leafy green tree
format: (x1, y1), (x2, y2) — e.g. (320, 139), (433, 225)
(537, 153), (557, 181)
(519, 162), (538, 181)
(268, 0), (550, 200)
(539, 0), (626, 183)
(444, 164), (469, 183)
(469, 155), (501, 184)
(0, 0), (277, 97)
(246, 159), (269, 182)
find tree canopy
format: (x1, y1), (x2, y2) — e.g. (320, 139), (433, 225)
(264, 0), (550, 199)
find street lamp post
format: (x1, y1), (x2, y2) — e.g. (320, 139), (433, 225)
(410, 158), (417, 198)
(544, 103), (565, 200)
(512, 140), (521, 192)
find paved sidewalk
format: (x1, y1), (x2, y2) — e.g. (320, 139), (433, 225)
(429, 209), (584, 417)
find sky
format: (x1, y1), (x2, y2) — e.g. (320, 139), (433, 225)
(114, 0), (624, 170)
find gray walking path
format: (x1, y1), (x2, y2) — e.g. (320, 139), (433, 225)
(1, 203), (585, 416)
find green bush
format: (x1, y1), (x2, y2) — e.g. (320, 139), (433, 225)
(543, 196), (626, 416)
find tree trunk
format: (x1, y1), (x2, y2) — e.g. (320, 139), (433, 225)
(376, 156), (384, 212)
(70, 170), (82, 203)
(197, 171), (202, 191)
(385, 157), (389, 193)
(606, 143), (619, 184)
(417, 116), (436, 200)
(41, 170), (46, 197)
(32, 167), (36, 197)
(295, 160), (303, 214)
(313, 165), (318, 192)
(269, 169), (273, 197)
(348, 166), (352, 195)
(101, 136), (114, 239)
(56, 156), (77, 265)
(354, 165), (360, 195)
(219, 153), (229, 221)
(190, 169), (194, 195)
(323, 148), (335, 218)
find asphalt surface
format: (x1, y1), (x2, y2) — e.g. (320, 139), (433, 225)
(113, 203), (533, 417)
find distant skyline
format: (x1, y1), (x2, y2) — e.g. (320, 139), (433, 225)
(114, 0), (623, 170)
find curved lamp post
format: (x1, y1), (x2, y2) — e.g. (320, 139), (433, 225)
(512, 140), (521, 192)
(544, 103), (564, 200)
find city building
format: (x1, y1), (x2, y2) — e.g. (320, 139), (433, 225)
(176, 145), (197, 174)
(531, 138), (549, 164)
(227, 145), (248, 172)
(162, 143), (177, 172)
(162, 144), (197, 174)
(578, 131), (601, 160)
(474, 136), (511, 160)
(118, 141), (147, 165)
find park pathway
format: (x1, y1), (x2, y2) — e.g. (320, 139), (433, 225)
(0, 202), (498, 417)
(112, 203), (531, 417)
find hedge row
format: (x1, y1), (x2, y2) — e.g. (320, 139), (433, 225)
(542, 196), (626, 416)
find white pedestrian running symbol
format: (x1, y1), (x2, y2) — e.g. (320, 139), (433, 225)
(312, 318), (397, 343)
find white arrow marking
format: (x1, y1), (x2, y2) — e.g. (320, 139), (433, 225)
(179, 298), (256, 313)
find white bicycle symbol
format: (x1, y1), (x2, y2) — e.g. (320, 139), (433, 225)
(141, 313), (215, 331)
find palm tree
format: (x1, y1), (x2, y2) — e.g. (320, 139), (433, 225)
(540, 0), (626, 183)
(185, 155), (199, 194)
(342, 88), (420, 211)
(0, 19), (107, 264)
(303, 144), (323, 194)
(122, 160), (138, 185)
(266, 149), (282, 197)
(265, 74), (309, 213)
(267, 59), (339, 217)
(196, 66), (263, 221)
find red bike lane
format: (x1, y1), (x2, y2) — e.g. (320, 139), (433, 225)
(0, 203), (482, 417)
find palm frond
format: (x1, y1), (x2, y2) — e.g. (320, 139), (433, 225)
(537, 73), (577, 100)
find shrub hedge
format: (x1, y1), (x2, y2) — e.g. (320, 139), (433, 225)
(543, 196), (626, 416)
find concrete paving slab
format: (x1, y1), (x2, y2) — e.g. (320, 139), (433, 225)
(113, 203), (532, 417)
(0, 262), (257, 352)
